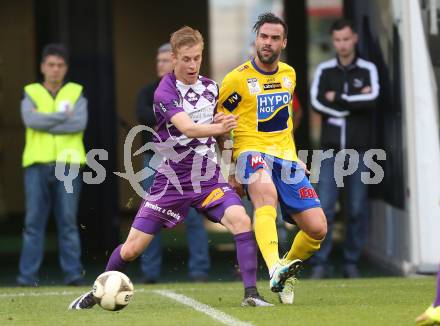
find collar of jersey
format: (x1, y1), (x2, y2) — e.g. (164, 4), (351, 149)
(336, 54), (359, 70)
(250, 58), (279, 75)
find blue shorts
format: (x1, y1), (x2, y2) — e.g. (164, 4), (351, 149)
(235, 151), (321, 224)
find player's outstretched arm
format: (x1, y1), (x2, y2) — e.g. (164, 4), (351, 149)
(213, 113), (244, 196)
(170, 111), (237, 138)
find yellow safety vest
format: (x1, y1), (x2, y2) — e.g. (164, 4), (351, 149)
(22, 82), (86, 167)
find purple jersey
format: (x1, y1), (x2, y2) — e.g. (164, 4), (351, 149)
(132, 73), (242, 231)
(154, 74), (217, 158)
(152, 73), (221, 190)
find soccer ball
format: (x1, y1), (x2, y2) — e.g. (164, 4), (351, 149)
(92, 271), (134, 311)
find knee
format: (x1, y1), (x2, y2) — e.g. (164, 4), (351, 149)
(23, 225), (40, 237)
(59, 224), (79, 236)
(24, 216), (44, 232)
(308, 214), (328, 240)
(315, 223), (328, 240)
(229, 214), (252, 234)
(120, 241), (142, 262)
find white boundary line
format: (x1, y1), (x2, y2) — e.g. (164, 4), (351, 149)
(153, 289), (253, 326)
(0, 290), (82, 298)
(0, 287), (243, 299)
(0, 288), (153, 298)
(0, 287), (253, 326)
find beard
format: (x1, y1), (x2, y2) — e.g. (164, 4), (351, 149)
(256, 47), (279, 65)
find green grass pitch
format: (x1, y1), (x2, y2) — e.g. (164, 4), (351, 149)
(1, 277), (435, 325)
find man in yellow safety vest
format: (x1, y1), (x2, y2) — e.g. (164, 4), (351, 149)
(17, 43), (88, 286)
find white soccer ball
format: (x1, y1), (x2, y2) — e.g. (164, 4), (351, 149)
(92, 271), (134, 311)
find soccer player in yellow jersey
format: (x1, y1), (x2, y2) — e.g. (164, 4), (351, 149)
(415, 266), (440, 325)
(217, 13), (327, 304)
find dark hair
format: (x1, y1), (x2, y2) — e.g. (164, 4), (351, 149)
(253, 12), (288, 39)
(41, 43), (69, 64)
(330, 19), (356, 33)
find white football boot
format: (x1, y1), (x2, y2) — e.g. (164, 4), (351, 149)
(68, 291), (96, 310)
(278, 277), (297, 304)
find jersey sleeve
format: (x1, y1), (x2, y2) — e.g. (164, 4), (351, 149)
(218, 72), (243, 114)
(310, 61), (350, 118)
(291, 68), (297, 94)
(153, 83), (184, 123)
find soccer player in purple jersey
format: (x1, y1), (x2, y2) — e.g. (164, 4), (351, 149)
(415, 267), (440, 325)
(69, 26), (272, 309)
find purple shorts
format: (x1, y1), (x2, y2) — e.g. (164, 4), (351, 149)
(132, 173), (242, 235)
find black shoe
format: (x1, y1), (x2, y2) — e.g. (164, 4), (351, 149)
(343, 265), (361, 279)
(310, 265), (328, 279)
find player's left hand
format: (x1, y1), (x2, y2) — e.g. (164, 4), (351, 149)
(213, 112), (225, 123)
(361, 86), (372, 94)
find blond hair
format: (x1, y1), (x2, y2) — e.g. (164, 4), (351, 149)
(170, 26), (204, 54)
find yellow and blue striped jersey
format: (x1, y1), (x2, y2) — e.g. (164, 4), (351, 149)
(218, 59), (297, 161)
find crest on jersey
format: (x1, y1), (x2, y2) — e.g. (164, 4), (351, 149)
(282, 76), (293, 89)
(246, 78), (261, 95)
(186, 91), (199, 103)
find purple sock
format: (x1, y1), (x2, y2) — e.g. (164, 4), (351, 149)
(434, 267), (440, 307)
(234, 231), (257, 289)
(105, 244), (129, 272)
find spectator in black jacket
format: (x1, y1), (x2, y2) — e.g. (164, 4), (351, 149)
(310, 19), (380, 279)
(135, 43), (210, 283)
(135, 43), (172, 149)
